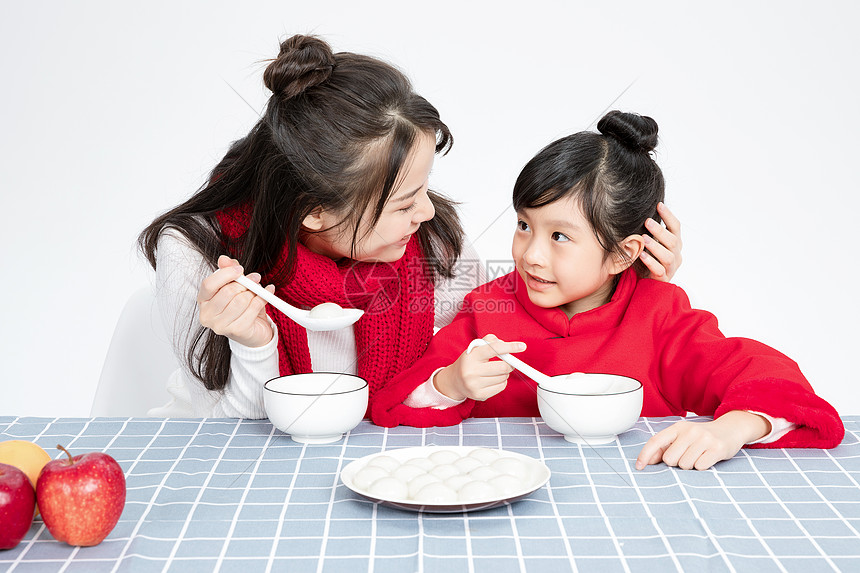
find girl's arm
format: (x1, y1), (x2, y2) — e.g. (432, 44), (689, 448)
(389, 239), (490, 414)
(152, 230), (279, 418)
(371, 292), (485, 427)
(636, 284), (843, 469)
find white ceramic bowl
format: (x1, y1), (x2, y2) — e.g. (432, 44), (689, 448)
(537, 373), (643, 445)
(264, 372), (368, 444)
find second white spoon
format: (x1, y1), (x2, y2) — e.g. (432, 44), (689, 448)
(466, 338), (615, 394)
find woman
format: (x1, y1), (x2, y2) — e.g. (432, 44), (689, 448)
(139, 35), (683, 418)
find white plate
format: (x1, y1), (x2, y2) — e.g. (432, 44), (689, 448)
(340, 446), (551, 513)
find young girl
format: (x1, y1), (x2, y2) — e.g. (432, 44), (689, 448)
(140, 36), (682, 419)
(372, 111), (843, 471)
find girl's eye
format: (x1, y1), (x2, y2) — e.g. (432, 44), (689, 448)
(552, 231), (570, 242)
(399, 202), (418, 213)
(517, 220), (530, 231)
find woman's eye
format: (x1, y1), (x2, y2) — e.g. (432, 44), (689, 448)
(517, 220), (530, 231)
(552, 232), (570, 242)
(399, 202), (418, 213)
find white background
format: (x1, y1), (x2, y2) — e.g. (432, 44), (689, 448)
(2, 1), (858, 417)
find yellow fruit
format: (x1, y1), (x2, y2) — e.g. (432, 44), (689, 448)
(0, 440), (53, 517)
(0, 440), (52, 487)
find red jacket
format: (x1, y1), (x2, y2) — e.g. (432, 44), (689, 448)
(372, 269), (844, 448)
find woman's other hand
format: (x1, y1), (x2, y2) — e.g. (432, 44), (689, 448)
(640, 202), (682, 281)
(198, 255), (276, 348)
(434, 334), (526, 402)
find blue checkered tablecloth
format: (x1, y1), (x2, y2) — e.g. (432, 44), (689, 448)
(1, 416), (859, 572)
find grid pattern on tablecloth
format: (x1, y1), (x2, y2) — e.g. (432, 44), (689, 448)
(1, 416), (859, 573)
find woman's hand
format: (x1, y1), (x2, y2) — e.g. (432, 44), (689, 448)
(640, 202), (683, 281)
(635, 411), (771, 471)
(434, 334), (527, 402)
(198, 255), (276, 348)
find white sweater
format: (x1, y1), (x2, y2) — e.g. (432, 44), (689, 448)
(148, 229), (487, 418)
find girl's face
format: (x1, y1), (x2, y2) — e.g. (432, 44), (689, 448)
(512, 196), (638, 318)
(303, 131), (437, 263)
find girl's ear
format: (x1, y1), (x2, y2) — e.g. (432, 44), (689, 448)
(610, 235), (646, 274)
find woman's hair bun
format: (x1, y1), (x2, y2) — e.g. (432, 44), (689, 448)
(263, 35), (336, 98)
(597, 110), (659, 153)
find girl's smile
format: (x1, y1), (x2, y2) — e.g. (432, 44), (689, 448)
(523, 271), (556, 291)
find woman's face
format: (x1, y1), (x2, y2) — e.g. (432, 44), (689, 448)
(303, 131), (437, 263)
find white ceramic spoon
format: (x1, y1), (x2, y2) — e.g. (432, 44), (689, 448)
(467, 338), (553, 385)
(466, 338), (615, 394)
(235, 275), (364, 332)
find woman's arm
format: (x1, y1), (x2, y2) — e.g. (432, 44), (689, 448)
(152, 230), (279, 418)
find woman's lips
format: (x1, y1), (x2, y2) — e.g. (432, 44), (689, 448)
(395, 233), (414, 246)
(525, 271), (555, 292)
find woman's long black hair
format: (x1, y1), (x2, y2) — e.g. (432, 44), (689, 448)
(139, 35), (463, 391)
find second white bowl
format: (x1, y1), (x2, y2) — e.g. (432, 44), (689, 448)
(537, 373), (643, 445)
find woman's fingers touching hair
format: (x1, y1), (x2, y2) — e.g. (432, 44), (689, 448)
(642, 203), (683, 281)
(657, 202), (681, 238)
(640, 233), (673, 278)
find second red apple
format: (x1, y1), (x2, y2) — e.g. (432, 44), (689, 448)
(36, 445), (125, 547)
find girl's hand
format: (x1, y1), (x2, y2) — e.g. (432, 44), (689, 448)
(434, 335), (527, 402)
(640, 202), (682, 281)
(635, 411), (771, 471)
(198, 255), (276, 348)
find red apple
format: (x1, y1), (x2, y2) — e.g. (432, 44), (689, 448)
(36, 445), (125, 546)
(0, 462), (36, 550)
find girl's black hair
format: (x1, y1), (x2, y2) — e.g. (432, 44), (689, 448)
(512, 110), (665, 276)
(139, 35), (463, 391)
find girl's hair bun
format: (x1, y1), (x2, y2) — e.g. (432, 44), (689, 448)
(597, 110), (659, 153)
(263, 35), (336, 98)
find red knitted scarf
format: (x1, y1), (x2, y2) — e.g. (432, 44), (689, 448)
(216, 207), (435, 400)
